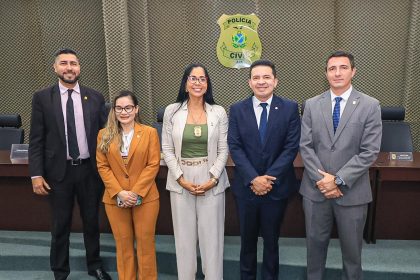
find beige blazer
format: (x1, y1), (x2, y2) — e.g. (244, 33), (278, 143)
(96, 123), (160, 205)
(162, 102), (229, 195)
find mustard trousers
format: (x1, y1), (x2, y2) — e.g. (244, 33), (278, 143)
(105, 199), (159, 280)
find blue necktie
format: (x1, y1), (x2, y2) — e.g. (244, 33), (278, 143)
(259, 103), (268, 142)
(332, 96), (342, 134)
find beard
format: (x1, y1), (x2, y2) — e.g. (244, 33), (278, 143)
(57, 72), (80, 85)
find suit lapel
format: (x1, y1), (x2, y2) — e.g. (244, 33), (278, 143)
(205, 103), (216, 141)
(333, 90), (360, 142)
(52, 85), (66, 146)
(263, 95), (281, 146)
(109, 138), (128, 175)
(174, 102), (188, 157)
(243, 97), (261, 145)
(127, 123), (142, 164)
(320, 91), (335, 142)
(80, 86), (91, 144)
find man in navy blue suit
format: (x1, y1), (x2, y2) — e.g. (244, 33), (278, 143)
(228, 60), (300, 280)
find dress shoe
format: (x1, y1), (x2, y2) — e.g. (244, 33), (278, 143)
(88, 268), (112, 280)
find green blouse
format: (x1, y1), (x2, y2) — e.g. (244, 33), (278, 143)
(181, 124), (208, 158)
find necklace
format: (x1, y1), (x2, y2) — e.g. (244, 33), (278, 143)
(189, 109), (204, 137)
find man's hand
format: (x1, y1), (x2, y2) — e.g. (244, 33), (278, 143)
(316, 169), (344, 199)
(32, 177), (51, 195)
(316, 169), (337, 192)
(251, 175), (276, 195)
(324, 188), (343, 199)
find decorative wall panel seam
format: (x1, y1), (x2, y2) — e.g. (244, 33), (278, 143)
(102, 0), (133, 101)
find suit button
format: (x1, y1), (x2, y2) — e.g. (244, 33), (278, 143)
(125, 175), (129, 178)
(331, 147), (335, 152)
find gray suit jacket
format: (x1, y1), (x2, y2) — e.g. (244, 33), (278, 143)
(299, 88), (382, 206)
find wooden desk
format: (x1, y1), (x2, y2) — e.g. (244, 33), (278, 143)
(3, 150), (418, 241)
(0, 150), (306, 236)
(370, 152), (420, 242)
(0, 150), (113, 232)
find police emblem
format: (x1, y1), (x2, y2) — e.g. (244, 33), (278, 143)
(217, 14), (262, 68)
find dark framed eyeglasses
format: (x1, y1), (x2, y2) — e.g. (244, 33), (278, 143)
(187, 76), (207, 84)
(114, 105), (135, 113)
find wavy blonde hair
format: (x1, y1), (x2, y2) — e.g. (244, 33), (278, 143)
(98, 91), (140, 153)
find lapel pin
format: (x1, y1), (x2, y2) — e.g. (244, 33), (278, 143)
(137, 134), (140, 138)
(352, 101), (356, 105)
(84, 96), (88, 100)
(275, 107), (278, 110)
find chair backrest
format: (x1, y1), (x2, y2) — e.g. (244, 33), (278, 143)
(105, 102), (112, 116)
(157, 108), (165, 122)
(381, 106), (405, 121)
(380, 107), (413, 152)
(300, 100), (306, 116)
(0, 114), (24, 150)
(152, 107), (166, 150)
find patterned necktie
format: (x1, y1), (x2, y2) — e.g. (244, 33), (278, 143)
(259, 103), (268, 142)
(332, 96), (343, 134)
(66, 89), (80, 159)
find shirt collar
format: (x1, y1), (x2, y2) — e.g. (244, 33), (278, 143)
(330, 85), (352, 102)
(252, 95), (273, 109)
(59, 81), (81, 95)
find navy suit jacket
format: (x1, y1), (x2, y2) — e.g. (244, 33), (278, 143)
(228, 95), (300, 200)
(29, 84), (107, 182)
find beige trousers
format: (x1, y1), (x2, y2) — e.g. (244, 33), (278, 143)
(170, 157), (225, 280)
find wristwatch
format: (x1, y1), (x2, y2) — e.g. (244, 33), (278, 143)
(211, 177), (219, 186)
(334, 175), (344, 186)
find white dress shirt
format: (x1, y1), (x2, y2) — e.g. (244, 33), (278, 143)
(59, 82), (90, 160)
(330, 85), (353, 117)
(252, 95), (273, 128)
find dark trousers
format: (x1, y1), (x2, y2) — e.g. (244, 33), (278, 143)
(48, 160), (103, 280)
(235, 196), (288, 280)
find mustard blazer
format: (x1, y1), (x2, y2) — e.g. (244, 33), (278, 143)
(97, 123), (160, 205)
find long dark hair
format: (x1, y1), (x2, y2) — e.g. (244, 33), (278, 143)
(175, 63), (215, 105)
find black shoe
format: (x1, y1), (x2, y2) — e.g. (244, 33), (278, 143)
(88, 268), (112, 280)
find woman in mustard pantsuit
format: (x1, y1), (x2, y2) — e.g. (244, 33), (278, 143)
(97, 90), (160, 279)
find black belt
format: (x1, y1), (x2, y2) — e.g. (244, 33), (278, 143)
(67, 158), (90, 166)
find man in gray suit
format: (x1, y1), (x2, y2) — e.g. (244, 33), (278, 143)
(300, 51), (382, 280)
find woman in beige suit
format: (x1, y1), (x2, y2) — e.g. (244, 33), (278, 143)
(97, 90), (160, 279)
(162, 63), (229, 279)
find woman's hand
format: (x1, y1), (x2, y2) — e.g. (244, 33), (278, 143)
(178, 177), (203, 196)
(195, 179), (216, 194)
(117, 190), (138, 207)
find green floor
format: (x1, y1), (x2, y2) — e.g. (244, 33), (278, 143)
(0, 231), (419, 279)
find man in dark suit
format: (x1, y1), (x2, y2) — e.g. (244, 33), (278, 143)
(228, 60), (300, 279)
(300, 51), (382, 280)
(29, 48), (111, 280)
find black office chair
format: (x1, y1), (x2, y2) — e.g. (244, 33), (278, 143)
(300, 100), (306, 116)
(152, 108), (166, 150)
(105, 102), (112, 116)
(380, 106), (413, 152)
(0, 114), (24, 150)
